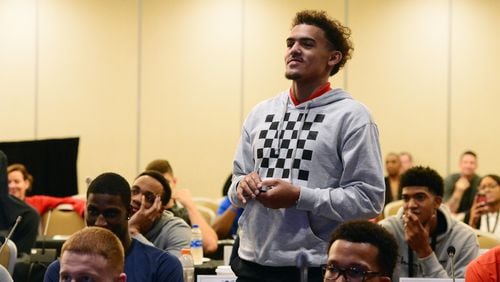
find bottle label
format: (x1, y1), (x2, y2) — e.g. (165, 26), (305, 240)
(190, 239), (202, 248)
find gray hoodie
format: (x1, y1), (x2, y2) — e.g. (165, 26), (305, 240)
(379, 205), (479, 281)
(143, 210), (191, 258)
(228, 88), (384, 266)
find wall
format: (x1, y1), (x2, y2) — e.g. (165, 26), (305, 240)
(0, 0), (498, 198)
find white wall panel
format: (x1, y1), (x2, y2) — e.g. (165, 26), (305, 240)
(0, 0), (36, 140)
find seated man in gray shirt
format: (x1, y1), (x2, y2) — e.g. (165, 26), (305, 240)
(380, 166), (479, 281)
(128, 170), (191, 257)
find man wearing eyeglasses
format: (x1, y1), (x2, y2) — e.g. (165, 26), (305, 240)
(379, 166), (478, 281)
(324, 220), (397, 282)
(128, 170), (191, 258)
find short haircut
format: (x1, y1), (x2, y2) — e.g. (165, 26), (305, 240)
(136, 170), (172, 205)
(385, 152), (400, 160)
(291, 10), (353, 76)
(482, 174), (500, 186)
(400, 166), (444, 197)
(61, 227), (124, 275)
(7, 163), (33, 191)
(461, 150), (477, 159)
(329, 220), (398, 278)
(145, 159), (174, 176)
(87, 172), (131, 209)
(399, 152), (413, 161)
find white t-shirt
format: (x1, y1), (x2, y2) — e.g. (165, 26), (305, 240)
(480, 211), (500, 238)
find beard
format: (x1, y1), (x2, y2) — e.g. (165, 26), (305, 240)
(285, 70), (301, 80)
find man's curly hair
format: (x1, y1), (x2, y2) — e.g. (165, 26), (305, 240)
(400, 166), (444, 197)
(291, 10), (353, 76)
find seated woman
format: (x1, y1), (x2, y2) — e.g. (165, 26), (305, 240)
(466, 174), (500, 237)
(7, 164), (85, 217)
(0, 151), (40, 255)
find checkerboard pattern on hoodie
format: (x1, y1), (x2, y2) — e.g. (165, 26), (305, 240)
(256, 112), (325, 181)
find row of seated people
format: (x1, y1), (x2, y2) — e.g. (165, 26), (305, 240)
(4, 158), (233, 258)
(2, 148), (497, 281)
(325, 165), (495, 281)
(1, 152), (242, 280)
(225, 165), (491, 280)
(5, 206), (497, 282)
(382, 150), (500, 239)
(326, 220), (499, 282)
(383, 150), (480, 213)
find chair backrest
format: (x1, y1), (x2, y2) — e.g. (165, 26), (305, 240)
(193, 197), (221, 214)
(0, 238), (17, 275)
(41, 205), (85, 237)
(384, 200), (404, 218)
(474, 229), (500, 249)
(196, 205), (216, 225)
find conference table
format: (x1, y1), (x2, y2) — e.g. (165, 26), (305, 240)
(33, 235), (226, 274)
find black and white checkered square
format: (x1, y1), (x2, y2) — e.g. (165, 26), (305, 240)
(256, 113), (325, 181)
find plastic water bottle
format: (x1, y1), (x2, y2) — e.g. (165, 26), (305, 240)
(191, 224), (204, 265)
(180, 248), (194, 282)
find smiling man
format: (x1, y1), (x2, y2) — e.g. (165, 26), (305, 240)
(44, 172), (183, 282)
(128, 170), (191, 258)
(228, 10), (384, 281)
(379, 166), (478, 281)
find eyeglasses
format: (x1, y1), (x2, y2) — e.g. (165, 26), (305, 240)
(322, 265), (381, 282)
(479, 184), (499, 191)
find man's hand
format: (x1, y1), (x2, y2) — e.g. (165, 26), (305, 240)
(173, 188), (195, 209)
(236, 172), (262, 204)
(455, 177), (471, 193)
(403, 210), (433, 258)
(447, 176), (472, 213)
(128, 195), (163, 234)
(468, 195), (489, 227)
(256, 178), (300, 209)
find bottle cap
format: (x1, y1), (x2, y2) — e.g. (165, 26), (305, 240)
(181, 248), (192, 255)
(192, 224), (199, 228)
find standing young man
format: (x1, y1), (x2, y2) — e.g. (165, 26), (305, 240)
(228, 10), (384, 281)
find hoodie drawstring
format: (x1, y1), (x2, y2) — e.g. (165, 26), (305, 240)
(273, 98), (311, 182)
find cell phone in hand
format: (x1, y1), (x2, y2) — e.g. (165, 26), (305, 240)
(259, 186), (271, 192)
(476, 193), (487, 205)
